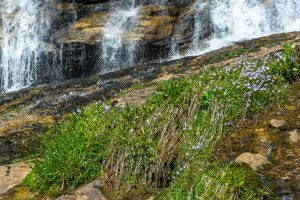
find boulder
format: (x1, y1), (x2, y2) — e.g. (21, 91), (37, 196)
(235, 152), (270, 171)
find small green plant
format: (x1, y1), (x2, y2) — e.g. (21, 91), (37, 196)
(200, 91), (214, 110)
(219, 51), (237, 60)
(270, 42), (299, 82)
(23, 105), (112, 193)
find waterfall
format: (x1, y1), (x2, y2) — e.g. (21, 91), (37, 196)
(101, 1), (139, 73)
(185, 1), (208, 55)
(100, 0), (170, 73)
(0, 0), (53, 93)
(1, 0), (300, 93)
(180, 0), (300, 57)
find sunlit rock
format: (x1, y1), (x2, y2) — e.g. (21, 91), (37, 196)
(288, 130), (300, 143)
(269, 119), (288, 130)
(0, 162), (32, 195)
(235, 152), (270, 171)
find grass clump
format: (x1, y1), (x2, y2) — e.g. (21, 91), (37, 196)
(23, 105), (113, 193)
(24, 43), (299, 198)
(161, 163), (270, 200)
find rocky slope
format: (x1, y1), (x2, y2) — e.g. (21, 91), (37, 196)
(0, 32), (298, 165)
(0, 31), (299, 199)
(1, 0), (300, 199)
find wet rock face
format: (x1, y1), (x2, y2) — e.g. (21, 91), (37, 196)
(0, 0), (207, 81)
(29, 0), (205, 79)
(53, 4), (181, 77)
(173, 0), (213, 53)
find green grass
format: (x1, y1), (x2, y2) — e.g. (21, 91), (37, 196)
(24, 43), (299, 198)
(23, 105), (112, 193)
(160, 163), (270, 200)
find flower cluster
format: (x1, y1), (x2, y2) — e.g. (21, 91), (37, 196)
(216, 56), (278, 102)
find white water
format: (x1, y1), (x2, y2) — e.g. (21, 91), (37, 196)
(101, 3), (139, 73)
(183, 0), (300, 57)
(0, 0), (52, 93)
(185, 1), (208, 55)
(100, 0), (169, 73)
(1, 0), (300, 93)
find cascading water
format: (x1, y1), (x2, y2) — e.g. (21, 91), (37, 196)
(101, 1), (139, 73)
(100, 0), (169, 73)
(1, 0), (300, 93)
(185, 1), (208, 55)
(178, 0), (300, 57)
(0, 0), (53, 93)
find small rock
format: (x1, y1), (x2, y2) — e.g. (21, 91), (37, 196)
(282, 176), (291, 181)
(269, 119), (288, 130)
(260, 138), (269, 143)
(0, 162), (32, 195)
(288, 130), (300, 143)
(235, 152), (270, 171)
(56, 180), (106, 200)
(114, 87), (155, 107)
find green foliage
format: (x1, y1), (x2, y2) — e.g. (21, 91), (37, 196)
(24, 44), (299, 197)
(161, 163), (270, 200)
(270, 42), (299, 82)
(219, 51), (237, 60)
(24, 105), (112, 193)
(200, 91), (215, 110)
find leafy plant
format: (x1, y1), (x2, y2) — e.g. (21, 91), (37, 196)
(200, 91), (215, 110)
